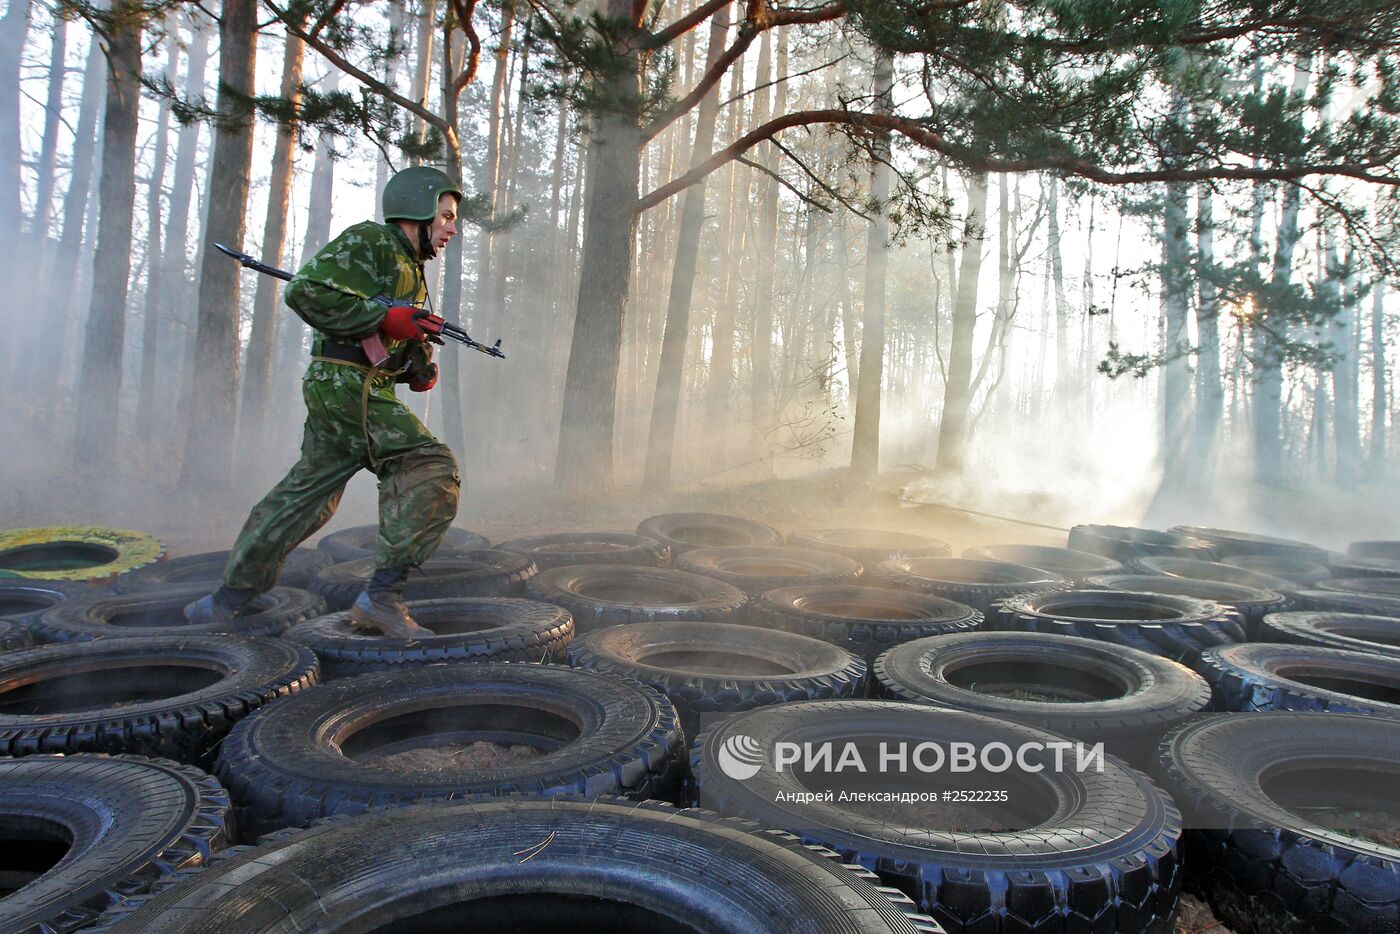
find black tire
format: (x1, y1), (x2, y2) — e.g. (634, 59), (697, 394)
(567, 621), (866, 734)
(959, 544), (1122, 581)
(1257, 611), (1400, 660)
(0, 578), (94, 630)
(215, 664), (685, 838)
(307, 550), (537, 610)
(0, 635), (318, 764)
(29, 583), (328, 643)
(91, 797), (944, 934)
(0, 754), (230, 933)
(1129, 556), (1293, 591)
(282, 597), (574, 678)
(1195, 642), (1400, 715)
(495, 531), (670, 570)
(991, 589), (1245, 662)
(0, 619), (31, 653)
(1317, 576), (1400, 599)
(676, 545), (863, 596)
(748, 585), (982, 662)
(1326, 555), (1400, 579)
(635, 511), (783, 556)
(693, 701), (1183, 934)
(870, 557), (1068, 616)
(787, 529), (951, 570)
(1221, 554), (1332, 588)
(109, 548), (332, 594)
(1350, 540), (1400, 561)
(0, 526), (166, 583)
(1288, 589), (1400, 616)
(1168, 526), (1328, 562)
(1067, 524), (1216, 562)
(873, 632), (1211, 765)
(524, 564), (748, 632)
(1156, 712), (1400, 934)
(1083, 574), (1289, 639)
(315, 523), (491, 563)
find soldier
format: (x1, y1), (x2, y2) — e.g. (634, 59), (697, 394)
(184, 166), (465, 638)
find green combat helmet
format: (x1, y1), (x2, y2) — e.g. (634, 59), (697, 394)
(382, 166), (463, 221)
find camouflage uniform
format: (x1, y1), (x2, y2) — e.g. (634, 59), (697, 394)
(222, 221), (460, 592)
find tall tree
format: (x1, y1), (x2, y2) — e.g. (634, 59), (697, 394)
(181, 0), (259, 484)
(137, 29), (176, 440)
(643, 3), (730, 488)
(934, 172), (988, 472)
(74, 0), (144, 460)
(238, 21), (306, 455)
(850, 52), (893, 478)
(0, 0), (33, 237)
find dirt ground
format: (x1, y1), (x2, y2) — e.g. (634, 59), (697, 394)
(1175, 895), (1231, 933)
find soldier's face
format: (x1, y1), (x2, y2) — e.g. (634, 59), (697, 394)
(427, 195), (459, 252)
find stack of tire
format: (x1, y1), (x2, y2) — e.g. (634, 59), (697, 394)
(0, 516), (952, 932)
(7, 513), (1399, 934)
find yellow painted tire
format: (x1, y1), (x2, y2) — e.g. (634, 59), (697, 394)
(0, 526), (166, 582)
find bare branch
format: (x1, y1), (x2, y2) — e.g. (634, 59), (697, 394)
(736, 154), (833, 212)
(640, 0), (845, 142)
(769, 136), (871, 220)
(266, 0), (450, 132)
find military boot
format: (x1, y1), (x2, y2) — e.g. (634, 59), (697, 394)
(348, 566), (434, 639)
(183, 585), (262, 624)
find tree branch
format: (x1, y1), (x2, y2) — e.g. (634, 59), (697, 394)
(645, 0), (730, 48)
(640, 0), (845, 142)
(634, 107), (1400, 214)
(266, 0), (450, 132)
(308, 0), (348, 38)
(451, 0), (483, 93)
(769, 136), (871, 220)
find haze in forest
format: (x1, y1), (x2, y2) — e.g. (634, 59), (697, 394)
(2, 0), (1399, 551)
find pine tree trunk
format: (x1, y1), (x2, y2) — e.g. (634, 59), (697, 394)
(409, 0), (436, 161)
(157, 14), (209, 428)
(1159, 179), (1192, 485)
(31, 15), (66, 242)
(933, 172), (988, 473)
(704, 55), (747, 469)
(47, 30), (104, 392)
(850, 52), (893, 478)
(554, 0), (641, 493)
(276, 70), (338, 409)
(1370, 279), (1388, 476)
(0, 0), (33, 236)
(237, 23), (305, 455)
(436, 21), (468, 480)
(1330, 238), (1361, 484)
(1047, 175), (1070, 398)
(749, 30), (777, 448)
(1194, 183), (1222, 477)
(180, 0), (258, 484)
(136, 29), (176, 437)
(643, 5), (729, 489)
(1252, 56), (1309, 485)
(74, 1), (142, 461)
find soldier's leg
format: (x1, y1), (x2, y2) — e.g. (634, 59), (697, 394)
(221, 445), (362, 593)
(368, 394), (461, 569)
(222, 375), (365, 594)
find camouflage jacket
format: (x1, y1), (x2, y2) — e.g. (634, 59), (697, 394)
(284, 221), (426, 346)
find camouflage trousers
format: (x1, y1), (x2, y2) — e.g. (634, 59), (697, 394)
(224, 360), (461, 593)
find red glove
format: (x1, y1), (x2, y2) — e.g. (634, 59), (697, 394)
(380, 305), (430, 341)
(409, 362), (438, 393)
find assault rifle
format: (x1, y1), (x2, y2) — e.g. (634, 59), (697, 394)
(214, 242), (506, 363)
